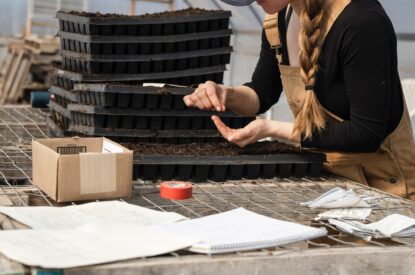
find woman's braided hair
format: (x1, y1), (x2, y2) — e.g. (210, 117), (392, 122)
(295, 0), (328, 139)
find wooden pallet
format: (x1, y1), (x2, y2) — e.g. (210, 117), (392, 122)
(0, 37), (60, 104)
(0, 46), (33, 104)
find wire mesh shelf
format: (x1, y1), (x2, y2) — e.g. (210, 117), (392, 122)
(0, 106), (414, 268)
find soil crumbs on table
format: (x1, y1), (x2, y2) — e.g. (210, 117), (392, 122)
(125, 141), (308, 156)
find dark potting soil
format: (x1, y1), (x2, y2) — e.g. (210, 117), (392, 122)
(125, 141), (306, 156)
(69, 8), (220, 19)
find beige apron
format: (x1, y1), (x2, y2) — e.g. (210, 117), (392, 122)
(264, 0), (415, 200)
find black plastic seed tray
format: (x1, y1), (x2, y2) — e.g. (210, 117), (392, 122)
(57, 9), (231, 36)
(133, 153), (326, 181)
(74, 83), (193, 109)
(70, 124), (223, 142)
(69, 110), (254, 131)
(61, 48), (231, 75)
(54, 66), (225, 85)
(59, 29), (232, 55)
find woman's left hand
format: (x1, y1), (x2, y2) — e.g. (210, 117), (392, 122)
(212, 115), (301, 147)
(212, 115), (272, 148)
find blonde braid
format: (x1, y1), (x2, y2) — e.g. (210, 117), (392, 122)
(295, 0), (327, 139)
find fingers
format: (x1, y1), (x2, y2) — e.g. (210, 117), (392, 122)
(212, 116), (258, 148)
(183, 81), (225, 111)
(205, 81), (224, 112)
(212, 115), (233, 139)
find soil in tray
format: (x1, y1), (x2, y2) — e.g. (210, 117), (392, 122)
(68, 8), (223, 19)
(125, 141), (306, 156)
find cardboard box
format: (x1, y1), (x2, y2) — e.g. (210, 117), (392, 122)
(32, 137), (133, 202)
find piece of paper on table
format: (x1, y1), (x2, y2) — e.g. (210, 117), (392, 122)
(0, 201), (186, 229)
(142, 83), (186, 88)
(301, 187), (373, 209)
(158, 208), (327, 254)
(316, 208), (372, 221)
(0, 222), (198, 269)
(329, 214), (415, 238)
(365, 214), (415, 237)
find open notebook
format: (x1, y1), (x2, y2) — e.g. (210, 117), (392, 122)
(162, 208), (327, 254)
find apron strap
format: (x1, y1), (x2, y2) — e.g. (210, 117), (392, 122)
(263, 13), (283, 64)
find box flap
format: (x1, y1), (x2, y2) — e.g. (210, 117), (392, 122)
(102, 138), (133, 154)
(32, 140), (59, 200)
(37, 137), (103, 153)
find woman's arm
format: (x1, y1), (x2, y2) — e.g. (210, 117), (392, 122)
(184, 29), (283, 116)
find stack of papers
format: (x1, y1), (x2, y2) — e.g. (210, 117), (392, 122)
(0, 201), (193, 268)
(329, 214), (415, 238)
(161, 208), (327, 254)
(301, 187), (375, 209)
(0, 202), (328, 268)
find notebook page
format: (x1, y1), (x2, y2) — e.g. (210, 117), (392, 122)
(160, 208), (327, 254)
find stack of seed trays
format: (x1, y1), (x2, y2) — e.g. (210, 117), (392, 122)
(48, 76), (256, 143)
(56, 8), (232, 84)
(48, 84), (255, 143)
(48, 8), (238, 143)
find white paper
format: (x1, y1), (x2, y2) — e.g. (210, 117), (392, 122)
(142, 83), (186, 88)
(159, 208), (327, 254)
(365, 214), (415, 237)
(316, 208), (372, 221)
(102, 140), (124, 153)
(0, 201), (186, 229)
(0, 223), (198, 268)
(142, 83), (166, 87)
(329, 214), (415, 238)
(301, 187), (373, 209)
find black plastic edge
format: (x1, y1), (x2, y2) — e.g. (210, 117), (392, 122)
(60, 46), (233, 61)
(55, 65), (226, 82)
(58, 29), (233, 43)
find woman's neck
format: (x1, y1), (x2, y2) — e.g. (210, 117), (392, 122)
(290, 0), (305, 15)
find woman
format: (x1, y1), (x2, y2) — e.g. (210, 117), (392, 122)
(183, 0), (415, 200)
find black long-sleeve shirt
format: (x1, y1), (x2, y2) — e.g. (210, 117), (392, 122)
(244, 0), (403, 153)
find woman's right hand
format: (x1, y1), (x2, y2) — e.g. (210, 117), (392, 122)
(183, 81), (228, 112)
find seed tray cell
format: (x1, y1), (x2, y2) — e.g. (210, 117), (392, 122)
(55, 66), (225, 84)
(61, 52), (231, 75)
(50, 86), (78, 104)
(46, 114), (66, 137)
(57, 9), (231, 36)
(59, 31), (232, 55)
(52, 74), (78, 91)
(132, 155), (325, 181)
(70, 111), (253, 131)
(49, 106), (71, 131)
(48, 101), (71, 120)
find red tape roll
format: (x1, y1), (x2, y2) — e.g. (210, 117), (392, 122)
(160, 181), (192, 200)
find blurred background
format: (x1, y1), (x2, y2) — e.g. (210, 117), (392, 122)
(0, 0), (414, 127)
